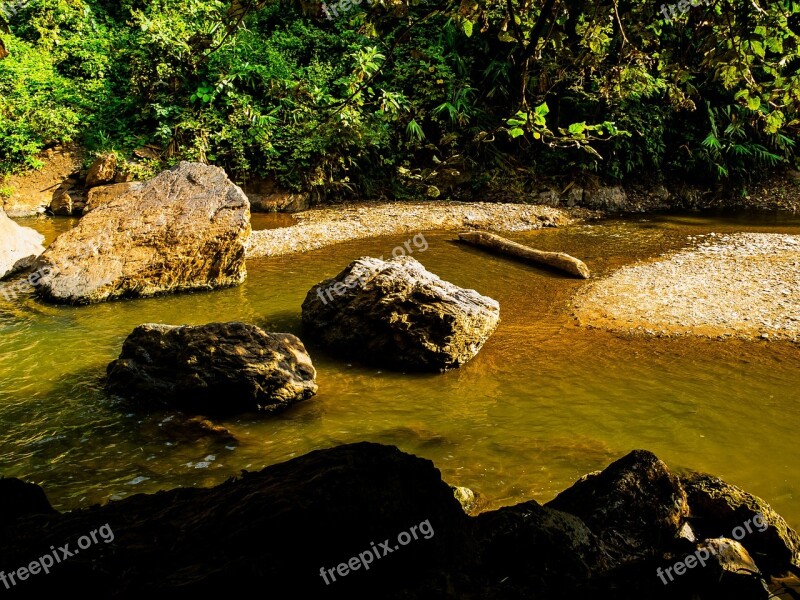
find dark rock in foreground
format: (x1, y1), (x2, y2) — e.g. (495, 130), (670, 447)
(106, 322), (318, 415)
(682, 471), (800, 574)
(0, 444), (796, 599)
(546, 449), (689, 563)
(35, 162), (250, 304)
(302, 256), (500, 372)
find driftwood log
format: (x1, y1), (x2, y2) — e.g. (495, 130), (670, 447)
(457, 231), (591, 279)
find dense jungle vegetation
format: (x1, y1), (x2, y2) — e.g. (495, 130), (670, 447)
(1, 0), (799, 199)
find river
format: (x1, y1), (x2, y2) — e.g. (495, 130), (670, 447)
(1, 211), (798, 527)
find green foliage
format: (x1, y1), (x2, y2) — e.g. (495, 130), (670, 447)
(0, 35), (83, 172)
(0, 0), (797, 193)
(694, 103), (793, 181)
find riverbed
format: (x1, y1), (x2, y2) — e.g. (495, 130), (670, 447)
(1, 210), (798, 528)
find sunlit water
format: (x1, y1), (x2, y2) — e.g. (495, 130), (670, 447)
(1, 211), (799, 528)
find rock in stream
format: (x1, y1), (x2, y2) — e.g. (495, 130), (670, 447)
(106, 322), (318, 415)
(35, 162), (250, 304)
(301, 256), (500, 371)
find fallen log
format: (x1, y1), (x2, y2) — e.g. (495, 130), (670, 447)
(457, 231), (591, 279)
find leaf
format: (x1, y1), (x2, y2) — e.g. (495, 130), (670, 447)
(764, 110), (784, 134)
(508, 127), (525, 138)
(568, 122), (586, 135)
(462, 20), (473, 38)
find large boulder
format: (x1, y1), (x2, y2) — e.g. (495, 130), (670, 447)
(301, 256), (500, 371)
(106, 322), (318, 415)
(682, 472), (800, 574)
(0, 443), (477, 598)
(546, 450), (689, 564)
(35, 162), (250, 304)
(0, 209), (46, 279)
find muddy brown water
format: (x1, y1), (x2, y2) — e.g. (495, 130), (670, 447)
(1, 211), (798, 527)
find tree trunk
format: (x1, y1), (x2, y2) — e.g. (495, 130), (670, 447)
(457, 231), (591, 279)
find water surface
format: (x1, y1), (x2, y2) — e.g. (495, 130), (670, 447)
(1, 211), (798, 527)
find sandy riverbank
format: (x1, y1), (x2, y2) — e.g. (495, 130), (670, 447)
(573, 233), (800, 341)
(246, 201), (586, 258)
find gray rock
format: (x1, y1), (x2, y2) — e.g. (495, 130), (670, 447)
(36, 162), (251, 304)
(301, 256), (500, 371)
(563, 185), (584, 207)
(0, 209), (45, 280)
(583, 185), (628, 210)
(249, 192), (310, 213)
(106, 322), (318, 415)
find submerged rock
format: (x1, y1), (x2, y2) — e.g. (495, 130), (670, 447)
(106, 322), (318, 415)
(301, 256), (500, 371)
(36, 162), (250, 304)
(0, 209), (45, 280)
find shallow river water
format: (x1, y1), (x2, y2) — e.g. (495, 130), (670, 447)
(1, 211), (799, 527)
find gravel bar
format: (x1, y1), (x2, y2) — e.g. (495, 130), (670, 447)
(573, 233), (800, 341)
(246, 201), (581, 258)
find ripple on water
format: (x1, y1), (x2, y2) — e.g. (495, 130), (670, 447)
(0, 214), (798, 526)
